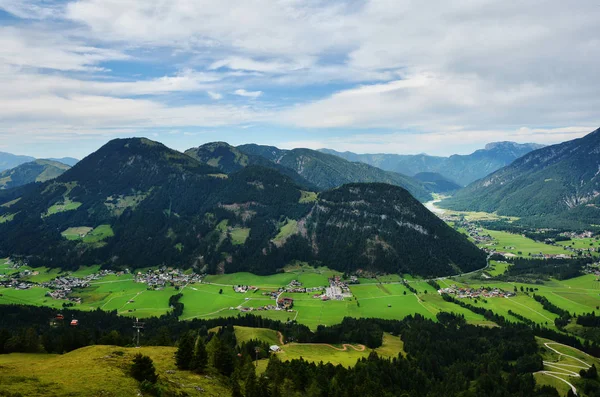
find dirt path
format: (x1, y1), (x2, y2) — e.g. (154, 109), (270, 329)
(276, 331), (365, 351)
(535, 342), (593, 396)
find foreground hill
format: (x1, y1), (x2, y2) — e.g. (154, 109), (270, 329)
(321, 141), (544, 186)
(0, 138), (485, 276)
(236, 143), (433, 201)
(0, 345), (229, 397)
(441, 127), (600, 226)
(0, 159), (70, 189)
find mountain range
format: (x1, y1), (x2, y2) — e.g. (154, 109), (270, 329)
(187, 142), (443, 201)
(0, 152), (78, 172)
(321, 141), (545, 186)
(0, 159), (71, 190)
(0, 138), (485, 277)
(441, 127), (600, 227)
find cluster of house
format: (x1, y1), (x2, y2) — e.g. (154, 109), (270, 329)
(43, 276), (92, 302)
(134, 267), (202, 289)
(0, 278), (31, 290)
(311, 276), (354, 301)
(283, 280), (322, 294)
(233, 285), (258, 293)
(438, 285), (515, 299)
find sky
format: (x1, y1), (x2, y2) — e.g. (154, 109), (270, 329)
(0, 0), (599, 159)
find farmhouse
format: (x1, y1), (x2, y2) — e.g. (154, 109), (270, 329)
(277, 297), (294, 309)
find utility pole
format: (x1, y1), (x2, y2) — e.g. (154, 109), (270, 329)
(254, 347), (261, 367)
(133, 318), (144, 348)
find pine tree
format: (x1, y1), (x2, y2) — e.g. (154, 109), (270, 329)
(190, 335), (208, 373)
(131, 353), (158, 384)
(175, 331), (195, 370)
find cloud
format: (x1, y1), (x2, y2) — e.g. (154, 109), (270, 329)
(234, 89), (262, 98)
(1, 0), (600, 157)
(278, 127), (594, 156)
(0, 26), (129, 71)
(207, 91), (223, 100)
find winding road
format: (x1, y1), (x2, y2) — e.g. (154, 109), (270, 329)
(535, 342), (593, 396)
(275, 331), (366, 352)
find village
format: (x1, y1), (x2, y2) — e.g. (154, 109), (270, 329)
(438, 284), (516, 299)
(134, 267), (202, 289)
(231, 275), (357, 314)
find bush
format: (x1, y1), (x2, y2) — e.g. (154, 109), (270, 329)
(131, 353), (158, 384)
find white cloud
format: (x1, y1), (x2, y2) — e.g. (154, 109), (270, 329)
(207, 91), (223, 100)
(278, 127), (595, 157)
(1, 0), (600, 156)
(234, 89), (262, 98)
(0, 26), (129, 71)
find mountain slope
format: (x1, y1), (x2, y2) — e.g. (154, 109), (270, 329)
(237, 144), (433, 202)
(49, 157), (79, 166)
(441, 128), (600, 225)
(0, 151), (35, 172)
(321, 142), (544, 186)
(0, 138), (484, 277)
(413, 172), (461, 193)
(0, 160), (70, 190)
(184, 142), (318, 190)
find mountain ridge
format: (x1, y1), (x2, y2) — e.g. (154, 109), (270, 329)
(0, 137), (485, 277)
(440, 128), (600, 226)
(320, 141), (544, 186)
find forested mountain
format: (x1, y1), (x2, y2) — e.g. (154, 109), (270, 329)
(0, 151), (35, 172)
(0, 159), (70, 190)
(0, 138), (485, 276)
(184, 142), (317, 190)
(321, 141), (544, 186)
(413, 172), (461, 193)
(441, 127), (600, 226)
(237, 143), (433, 201)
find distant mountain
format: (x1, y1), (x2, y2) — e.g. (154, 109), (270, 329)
(0, 159), (70, 190)
(413, 172), (461, 193)
(184, 142), (317, 191)
(0, 138), (485, 277)
(49, 157), (79, 167)
(441, 128), (600, 226)
(0, 152), (35, 172)
(320, 141), (544, 186)
(237, 144), (433, 202)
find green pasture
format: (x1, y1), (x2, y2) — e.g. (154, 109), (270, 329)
(230, 227), (250, 245)
(481, 229), (569, 256)
(556, 238), (600, 250)
(44, 199), (82, 217)
(487, 260), (512, 276)
(273, 219), (298, 242)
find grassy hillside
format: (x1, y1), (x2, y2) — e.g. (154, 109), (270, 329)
(0, 345), (231, 397)
(0, 159), (70, 189)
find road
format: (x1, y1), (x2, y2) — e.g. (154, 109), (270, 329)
(535, 342), (593, 396)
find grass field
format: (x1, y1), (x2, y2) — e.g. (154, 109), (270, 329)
(230, 227), (250, 245)
(481, 229), (569, 256)
(0, 212), (17, 223)
(273, 219), (298, 243)
(44, 199), (82, 217)
(487, 260), (512, 276)
(232, 325), (406, 370)
(0, 345), (230, 397)
(556, 238), (600, 250)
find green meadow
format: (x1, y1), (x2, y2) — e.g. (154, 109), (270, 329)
(481, 229), (569, 256)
